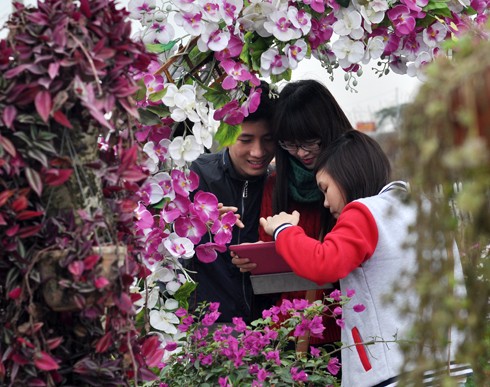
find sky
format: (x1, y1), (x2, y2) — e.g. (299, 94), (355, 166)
(1, 0), (423, 126)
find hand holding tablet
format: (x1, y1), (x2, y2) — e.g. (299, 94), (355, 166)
(229, 241), (292, 275)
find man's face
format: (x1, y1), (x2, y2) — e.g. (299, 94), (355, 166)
(228, 120), (275, 179)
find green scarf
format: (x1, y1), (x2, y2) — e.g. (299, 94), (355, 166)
(288, 156), (323, 203)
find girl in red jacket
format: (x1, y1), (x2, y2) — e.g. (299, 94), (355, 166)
(260, 130), (472, 387)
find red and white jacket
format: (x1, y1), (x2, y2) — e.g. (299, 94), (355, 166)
(274, 182), (472, 387)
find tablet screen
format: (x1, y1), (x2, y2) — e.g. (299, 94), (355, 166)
(229, 241), (292, 275)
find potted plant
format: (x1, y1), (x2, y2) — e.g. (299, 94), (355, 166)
(0, 0), (163, 385)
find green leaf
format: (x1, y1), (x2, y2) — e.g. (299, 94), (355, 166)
(137, 108), (163, 125)
(25, 167), (43, 197)
(145, 41), (178, 54)
(173, 281), (197, 309)
(214, 122), (241, 147)
(335, 0), (350, 7)
(271, 68), (292, 83)
(134, 79), (147, 102)
(148, 88), (167, 102)
(37, 131), (57, 141)
(34, 141), (57, 154)
(27, 149), (49, 168)
(203, 84), (230, 109)
(248, 37), (272, 72)
(146, 104), (171, 118)
(13, 131), (33, 146)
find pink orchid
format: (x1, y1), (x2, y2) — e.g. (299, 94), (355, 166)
(151, 172), (175, 201)
(160, 202), (183, 224)
(400, 0), (428, 13)
(171, 169), (199, 197)
(303, 0), (326, 13)
(220, 60), (259, 90)
(210, 211), (236, 245)
(213, 100), (245, 125)
(215, 34), (243, 61)
(240, 87), (262, 117)
(387, 5), (416, 36)
(174, 213), (207, 244)
(195, 242), (227, 263)
(144, 73), (165, 96)
(191, 190), (219, 223)
(135, 202), (155, 231)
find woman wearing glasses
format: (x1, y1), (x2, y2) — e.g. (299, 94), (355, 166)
(233, 79), (352, 350)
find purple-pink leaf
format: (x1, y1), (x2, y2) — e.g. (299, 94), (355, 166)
(4, 64), (31, 79)
(25, 167), (43, 197)
(48, 62), (60, 79)
(34, 351), (59, 371)
(52, 110), (72, 128)
(34, 91), (52, 123)
(2, 106), (17, 129)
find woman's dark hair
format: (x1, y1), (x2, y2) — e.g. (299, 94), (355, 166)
(271, 80), (353, 236)
(314, 130), (392, 204)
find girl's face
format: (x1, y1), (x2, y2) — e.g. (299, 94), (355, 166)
(278, 140), (321, 170)
(315, 170), (346, 219)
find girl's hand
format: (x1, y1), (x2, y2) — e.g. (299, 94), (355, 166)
(259, 210), (300, 236)
(230, 250), (257, 273)
(218, 203), (244, 228)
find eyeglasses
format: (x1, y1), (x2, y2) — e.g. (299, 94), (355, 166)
(278, 140), (321, 152)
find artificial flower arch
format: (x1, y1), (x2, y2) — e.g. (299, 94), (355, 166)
(129, 0), (488, 341)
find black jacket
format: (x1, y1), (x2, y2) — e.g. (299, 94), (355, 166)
(188, 149), (273, 322)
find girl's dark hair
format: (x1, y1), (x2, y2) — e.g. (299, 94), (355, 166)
(271, 80), (353, 236)
(314, 130), (392, 204)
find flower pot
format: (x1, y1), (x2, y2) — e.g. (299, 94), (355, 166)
(39, 245), (127, 312)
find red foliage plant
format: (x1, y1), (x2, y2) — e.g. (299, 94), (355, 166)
(0, 0), (162, 385)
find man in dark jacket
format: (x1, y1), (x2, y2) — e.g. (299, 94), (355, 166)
(188, 83), (276, 323)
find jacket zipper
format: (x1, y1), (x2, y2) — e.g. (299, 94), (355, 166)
(241, 180), (251, 313)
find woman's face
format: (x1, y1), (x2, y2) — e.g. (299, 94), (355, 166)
(278, 139), (322, 170)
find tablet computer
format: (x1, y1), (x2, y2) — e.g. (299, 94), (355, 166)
(229, 241), (292, 275)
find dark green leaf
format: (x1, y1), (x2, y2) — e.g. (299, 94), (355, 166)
(203, 84), (230, 109)
(13, 131), (33, 146)
(335, 0), (350, 7)
(137, 108), (163, 125)
(146, 105), (171, 118)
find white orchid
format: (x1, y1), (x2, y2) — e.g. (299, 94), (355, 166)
(163, 232), (195, 259)
(263, 9), (301, 42)
(197, 22), (231, 52)
(168, 135), (203, 166)
(333, 8), (364, 40)
(332, 36), (365, 67)
(285, 39), (308, 69)
(149, 309), (179, 334)
(260, 47), (288, 77)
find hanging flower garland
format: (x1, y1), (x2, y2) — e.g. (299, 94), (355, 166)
(128, 0), (488, 350)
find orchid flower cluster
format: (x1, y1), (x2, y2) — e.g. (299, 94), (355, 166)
(157, 289), (365, 386)
(129, 0), (488, 91)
